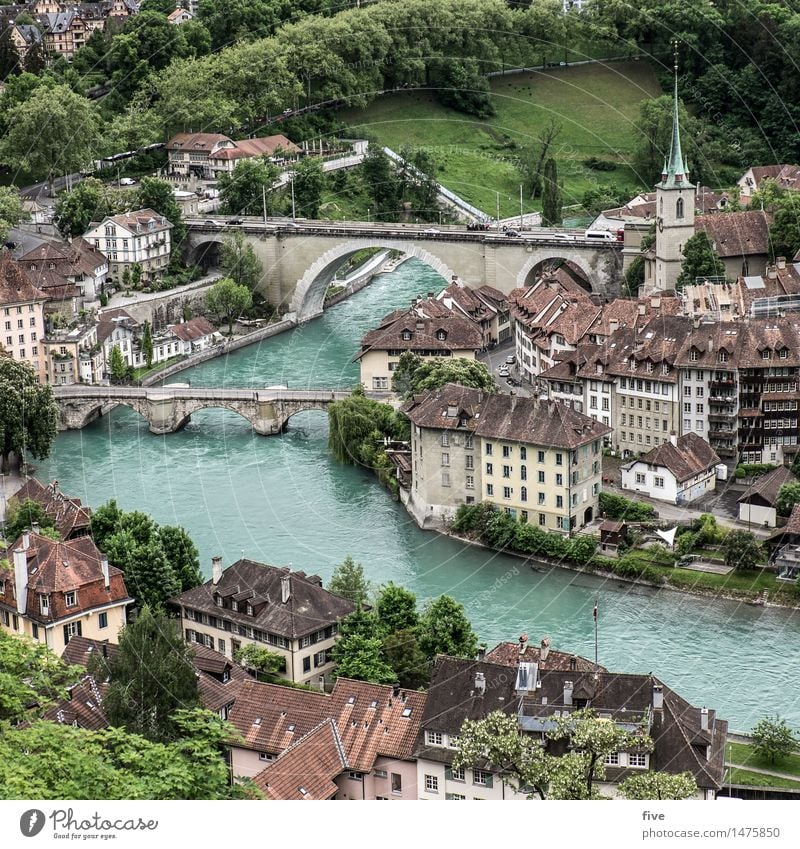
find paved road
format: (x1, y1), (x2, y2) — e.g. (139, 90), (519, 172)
(478, 339), (536, 398)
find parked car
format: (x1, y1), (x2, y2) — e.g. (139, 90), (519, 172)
(423, 227), (440, 234)
(505, 354), (516, 364)
(498, 366), (510, 377)
(227, 218), (243, 225)
(505, 229), (520, 237)
(119, 177), (136, 186)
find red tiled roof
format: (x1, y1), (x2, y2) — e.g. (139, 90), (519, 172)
(695, 210), (771, 258)
(0, 249), (47, 306)
(169, 316), (217, 342)
(166, 132), (231, 152)
(12, 478), (91, 539)
(209, 135), (301, 160)
(629, 433), (720, 483)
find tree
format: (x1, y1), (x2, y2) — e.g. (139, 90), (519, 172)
(327, 555), (371, 606)
(722, 529), (762, 572)
(158, 524), (202, 591)
(383, 628), (429, 690)
(53, 178), (131, 241)
(0, 25), (21, 79)
(108, 345), (129, 383)
(0, 186), (28, 243)
(428, 57), (495, 118)
(0, 630), (81, 724)
(375, 582), (418, 635)
(677, 231), (726, 289)
(101, 606), (199, 743)
(391, 352), (495, 399)
(331, 632), (395, 684)
(776, 481), (800, 518)
(205, 277), (252, 335)
(291, 156), (325, 219)
(102, 531), (181, 610)
(541, 157), (562, 227)
(137, 177), (186, 251)
(361, 146), (399, 220)
(769, 192), (800, 260)
(0, 84), (100, 196)
(234, 644), (285, 681)
(141, 320), (154, 369)
(0, 356), (58, 474)
(23, 38), (48, 75)
(625, 227), (655, 296)
(619, 771), (698, 800)
(2, 497), (56, 542)
(218, 157), (280, 217)
(140, 0), (177, 13)
(751, 715), (798, 765)
(90, 498), (123, 549)
(417, 595), (478, 660)
(0, 709), (255, 799)
(517, 119), (561, 200)
(220, 231), (263, 291)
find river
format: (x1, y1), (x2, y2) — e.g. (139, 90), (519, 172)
(37, 260), (799, 732)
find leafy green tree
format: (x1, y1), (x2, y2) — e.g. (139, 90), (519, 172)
(101, 606), (199, 742)
(428, 56), (495, 118)
(398, 146), (440, 220)
(53, 178), (131, 240)
(331, 632), (395, 684)
(677, 231), (726, 289)
(220, 231), (263, 291)
(141, 320), (154, 369)
(722, 529), (762, 572)
(291, 156), (325, 219)
(137, 177), (186, 250)
(338, 606), (381, 640)
(383, 628), (429, 690)
(90, 498), (123, 549)
(541, 157), (562, 227)
(391, 352), (495, 399)
(205, 277), (252, 335)
(234, 644), (285, 681)
(182, 20), (212, 57)
(625, 227), (655, 296)
(2, 497), (56, 542)
(103, 531), (180, 610)
(619, 771), (698, 800)
(0, 630), (81, 724)
(0, 84), (100, 196)
(751, 715), (798, 765)
(107, 97), (162, 152)
(581, 184), (631, 217)
(108, 345), (129, 384)
(375, 582), (418, 635)
(769, 192), (800, 260)
(517, 119), (561, 200)
(0, 25), (21, 79)
(0, 186), (28, 243)
(327, 555), (371, 606)
(140, 0), (177, 13)
(218, 157), (280, 217)
(72, 27), (109, 77)
(776, 481), (800, 518)
(158, 524), (203, 591)
(0, 709), (256, 799)
(417, 595), (478, 661)
(0, 357), (58, 474)
(23, 38), (48, 75)
(361, 146), (399, 220)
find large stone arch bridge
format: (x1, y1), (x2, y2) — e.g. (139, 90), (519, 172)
(53, 386), (351, 436)
(183, 219), (624, 323)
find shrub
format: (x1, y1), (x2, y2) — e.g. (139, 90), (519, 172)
(599, 492), (656, 521)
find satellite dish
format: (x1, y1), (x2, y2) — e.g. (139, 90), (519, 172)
(655, 526), (677, 547)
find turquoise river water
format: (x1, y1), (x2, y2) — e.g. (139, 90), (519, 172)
(37, 260), (799, 731)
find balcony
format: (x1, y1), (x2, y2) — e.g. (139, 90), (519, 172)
(708, 411), (736, 422)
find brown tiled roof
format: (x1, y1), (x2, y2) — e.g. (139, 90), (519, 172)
(172, 559), (356, 639)
(736, 320), (800, 368)
(485, 641), (604, 673)
(209, 135), (301, 160)
(629, 433), (719, 483)
(97, 308), (138, 343)
(0, 532), (131, 624)
(329, 679), (427, 769)
(60, 635), (118, 669)
(12, 478), (91, 539)
(100, 209), (173, 235)
(254, 719), (347, 800)
(767, 502), (800, 543)
(169, 316), (217, 342)
(509, 280), (599, 345)
(695, 210), (771, 258)
(166, 132), (231, 152)
(402, 383), (610, 448)
(43, 675), (108, 731)
(0, 249), (47, 306)
(355, 307), (482, 359)
(738, 465), (795, 508)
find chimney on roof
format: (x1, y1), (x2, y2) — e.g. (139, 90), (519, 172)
(700, 706), (709, 731)
(638, 303), (646, 316)
(777, 256), (787, 270)
(211, 556), (223, 585)
(650, 297), (661, 309)
(13, 547), (28, 616)
(693, 317), (700, 329)
(608, 318), (619, 332)
(281, 575), (291, 603)
(652, 684), (664, 712)
(518, 633), (528, 655)
(22, 531), (30, 550)
(510, 394), (517, 413)
(768, 265), (777, 279)
(669, 431), (677, 447)
(563, 680), (573, 705)
(100, 556), (109, 589)
(31, 521), (40, 535)
(474, 672), (486, 696)
(392, 682), (401, 698)
(540, 636), (550, 662)
(569, 655), (576, 671)
(707, 336), (713, 353)
(476, 645), (486, 661)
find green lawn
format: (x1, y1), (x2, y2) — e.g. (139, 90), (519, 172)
(724, 767), (800, 790)
(727, 742), (800, 777)
(339, 61), (661, 218)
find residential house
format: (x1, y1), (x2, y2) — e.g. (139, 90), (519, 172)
(766, 503), (800, 582)
(44, 320), (104, 385)
(207, 135), (301, 178)
(402, 383), (610, 531)
(84, 209), (172, 285)
(172, 557), (357, 687)
(694, 209), (772, 281)
(168, 316), (220, 355)
(737, 164), (800, 198)
(0, 249), (48, 382)
(97, 307), (138, 369)
(737, 465), (795, 528)
(166, 132), (301, 180)
(11, 478), (92, 540)
(485, 634), (605, 674)
(621, 432), (720, 505)
(354, 303), (482, 392)
(415, 651), (727, 801)
(0, 530), (132, 654)
(167, 7), (192, 24)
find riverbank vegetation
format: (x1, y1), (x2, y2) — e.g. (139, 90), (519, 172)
(391, 353), (496, 400)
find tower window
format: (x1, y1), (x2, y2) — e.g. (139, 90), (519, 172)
(676, 197), (684, 220)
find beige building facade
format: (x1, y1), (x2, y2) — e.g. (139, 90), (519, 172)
(0, 250), (48, 382)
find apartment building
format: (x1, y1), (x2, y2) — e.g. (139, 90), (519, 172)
(84, 209), (172, 284)
(0, 249), (48, 382)
(402, 383), (610, 532)
(44, 320), (104, 385)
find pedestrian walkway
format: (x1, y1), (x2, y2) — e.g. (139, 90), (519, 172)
(724, 762), (800, 783)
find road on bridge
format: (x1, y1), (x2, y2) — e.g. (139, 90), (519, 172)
(52, 386), (353, 403)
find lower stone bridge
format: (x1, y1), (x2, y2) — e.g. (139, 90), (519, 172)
(53, 386), (352, 435)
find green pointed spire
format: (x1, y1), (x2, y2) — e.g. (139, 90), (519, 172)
(658, 41), (694, 190)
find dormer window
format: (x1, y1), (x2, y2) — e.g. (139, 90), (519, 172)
(436, 329), (447, 341)
(64, 591), (76, 608)
(628, 357), (636, 370)
(780, 348), (788, 359)
(762, 349), (771, 360)
(246, 603), (253, 616)
(645, 361), (653, 373)
(690, 349), (698, 362)
(39, 594), (49, 614)
(447, 405), (457, 418)
(214, 594), (222, 607)
(231, 600), (238, 612)
(718, 350), (728, 363)
(595, 363), (603, 374)
(402, 330), (412, 341)
(661, 363), (669, 374)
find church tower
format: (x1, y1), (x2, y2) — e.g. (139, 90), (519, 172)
(649, 44), (695, 293)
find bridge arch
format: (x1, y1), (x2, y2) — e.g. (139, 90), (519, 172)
(183, 234), (226, 270)
(290, 239), (456, 322)
(63, 399), (150, 430)
(515, 252), (597, 291)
